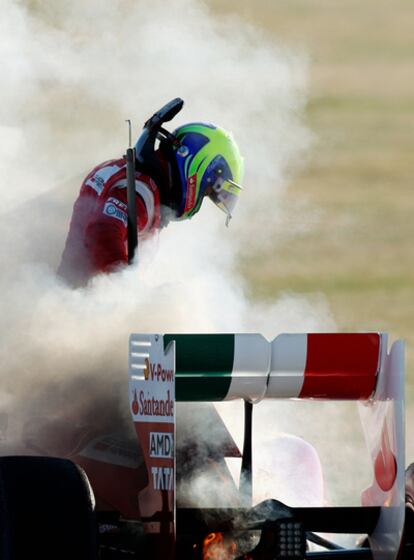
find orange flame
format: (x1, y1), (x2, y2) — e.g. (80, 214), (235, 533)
(202, 532), (237, 560)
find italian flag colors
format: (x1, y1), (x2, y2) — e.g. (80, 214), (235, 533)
(160, 333), (382, 402)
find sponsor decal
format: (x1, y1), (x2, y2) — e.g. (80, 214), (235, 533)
(86, 175), (105, 195)
(151, 466), (174, 490)
(145, 361), (174, 383)
(107, 196), (127, 211)
(131, 389), (174, 418)
(177, 145), (189, 157)
(144, 357), (150, 381)
(85, 164), (122, 195)
(149, 432), (174, 459)
(184, 173), (197, 213)
(103, 201), (127, 226)
(374, 423), (397, 491)
(132, 389), (139, 415)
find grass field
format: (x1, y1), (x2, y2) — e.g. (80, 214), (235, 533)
(208, 0), (414, 457)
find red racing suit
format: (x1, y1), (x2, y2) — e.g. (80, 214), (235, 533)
(58, 158), (161, 287)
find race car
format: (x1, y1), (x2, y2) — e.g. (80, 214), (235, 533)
(0, 331), (412, 560)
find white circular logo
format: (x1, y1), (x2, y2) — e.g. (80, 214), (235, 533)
(177, 145), (189, 157)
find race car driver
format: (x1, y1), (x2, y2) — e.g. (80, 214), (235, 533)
(58, 99), (244, 287)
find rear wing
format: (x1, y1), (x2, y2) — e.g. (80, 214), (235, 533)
(129, 332), (405, 559)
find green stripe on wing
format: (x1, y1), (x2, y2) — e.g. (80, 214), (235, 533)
(164, 334), (234, 401)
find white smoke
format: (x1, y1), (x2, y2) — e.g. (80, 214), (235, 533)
(0, 0), (369, 519)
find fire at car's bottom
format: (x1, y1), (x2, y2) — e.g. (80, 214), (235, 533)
(175, 502), (409, 560)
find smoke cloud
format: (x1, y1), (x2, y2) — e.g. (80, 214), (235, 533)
(0, 0), (368, 517)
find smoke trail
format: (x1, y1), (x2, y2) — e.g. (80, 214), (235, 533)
(0, 0), (314, 382)
(0, 0), (370, 517)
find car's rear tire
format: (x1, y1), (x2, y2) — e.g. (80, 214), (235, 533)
(0, 456), (98, 560)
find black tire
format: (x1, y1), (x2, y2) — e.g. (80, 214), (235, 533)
(0, 456), (98, 560)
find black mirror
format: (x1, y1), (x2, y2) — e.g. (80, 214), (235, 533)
(144, 97), (184, 131)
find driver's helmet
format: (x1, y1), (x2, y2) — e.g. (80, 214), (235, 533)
(171, 123), (244, 225)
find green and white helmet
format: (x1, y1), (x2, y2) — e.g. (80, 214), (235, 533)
(171, 122), (244, 225)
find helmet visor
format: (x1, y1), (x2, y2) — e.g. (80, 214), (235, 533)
(209, 178), (242, 226)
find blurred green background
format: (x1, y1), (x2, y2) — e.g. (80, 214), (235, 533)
(208, 0), (414, 460)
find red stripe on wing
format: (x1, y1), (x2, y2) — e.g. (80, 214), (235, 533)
(300, 333), (380, 399)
